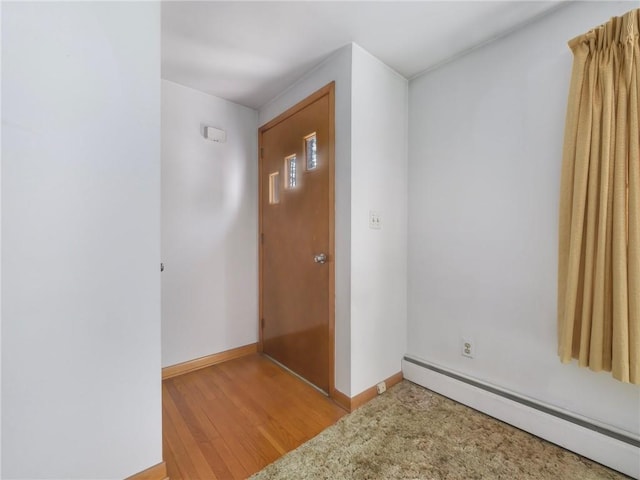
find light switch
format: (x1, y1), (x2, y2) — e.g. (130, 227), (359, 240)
(369, 211), (381, 229)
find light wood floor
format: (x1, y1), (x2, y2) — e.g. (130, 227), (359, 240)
(162, 353), (347, 479)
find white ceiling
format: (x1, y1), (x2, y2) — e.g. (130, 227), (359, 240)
(162, 1), (565, 109)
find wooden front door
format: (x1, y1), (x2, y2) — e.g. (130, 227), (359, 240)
(259, 83), (335, 394)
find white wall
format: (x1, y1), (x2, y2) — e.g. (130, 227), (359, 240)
(350, 45), (408, 395)
(161, 80), (258, 367)
(2, 3), (162, 479)
(260, 44), (353, 395)
(407, 0), (640, 438)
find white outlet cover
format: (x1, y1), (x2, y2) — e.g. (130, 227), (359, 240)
(461, 337), (474, 358)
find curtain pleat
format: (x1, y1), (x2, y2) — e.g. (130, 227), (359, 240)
(558, 8), (640, 384)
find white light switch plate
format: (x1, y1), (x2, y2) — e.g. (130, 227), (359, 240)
(369, 211), (381, 229)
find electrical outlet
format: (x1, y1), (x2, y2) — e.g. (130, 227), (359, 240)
(461, 337), (474, 358)
(376, 381), (387, 394)
(369, 211), (382, 229)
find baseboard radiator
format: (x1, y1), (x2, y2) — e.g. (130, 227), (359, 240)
(402, 355), (639, 479)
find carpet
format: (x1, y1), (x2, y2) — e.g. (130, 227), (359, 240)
(250, 381), (629, 480)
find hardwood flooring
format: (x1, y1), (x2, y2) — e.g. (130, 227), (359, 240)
(162, 353), (347, 480)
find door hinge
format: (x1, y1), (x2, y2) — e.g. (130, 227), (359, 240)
(261, 318), (265, 329)
(261, 233), (264, 245)
(260, 147), (264, 159)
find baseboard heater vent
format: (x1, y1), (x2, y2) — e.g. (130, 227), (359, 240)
(404, 355), (638, 447)
(402, 355), (639, 479)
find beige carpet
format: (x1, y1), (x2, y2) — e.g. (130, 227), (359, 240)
(250, 381), (629, 480)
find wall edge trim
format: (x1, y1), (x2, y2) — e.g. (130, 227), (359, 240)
(332, 388), (352, 412)
(124, 461), (168, 480)
(333, 372), (404, 412)
(162, 343), (258, 380)
(351, 371), (404, 410)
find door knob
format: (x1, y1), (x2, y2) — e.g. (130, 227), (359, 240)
(313, 253), (327, 264)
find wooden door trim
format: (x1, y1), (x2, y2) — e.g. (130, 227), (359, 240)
(258, 81), (336, 399)
(260, 83), (335, 132)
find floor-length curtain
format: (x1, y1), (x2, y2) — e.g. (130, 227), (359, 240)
(558, 8), (639, 385)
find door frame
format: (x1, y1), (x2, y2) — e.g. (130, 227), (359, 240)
(257, 82), (336, 398)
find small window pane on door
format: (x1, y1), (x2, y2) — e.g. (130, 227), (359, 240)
(305, 133), (317, 170)
(269, 172), (280, 204)
(285, 154), (297, 189)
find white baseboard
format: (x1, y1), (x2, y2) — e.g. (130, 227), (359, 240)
(402, 356), (639, 479)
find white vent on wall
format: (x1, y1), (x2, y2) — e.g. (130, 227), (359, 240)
(203, 126), (227, 143)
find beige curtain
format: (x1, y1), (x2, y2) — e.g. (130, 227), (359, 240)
(558, 8), (639, 385)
